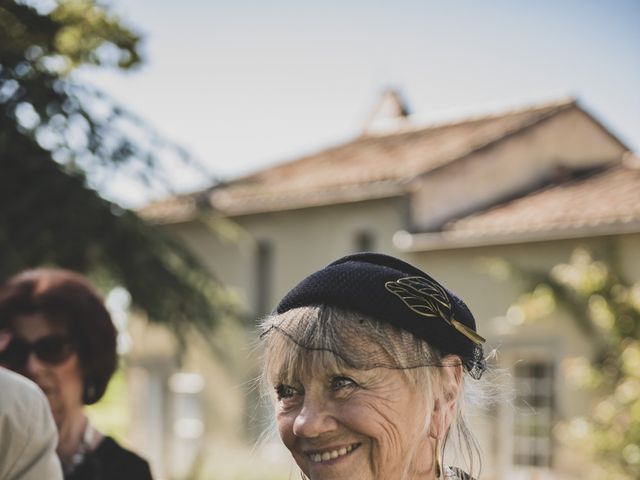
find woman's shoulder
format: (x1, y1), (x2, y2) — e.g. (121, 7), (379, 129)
(93, 436), (153, 479)
(444, 466), (476, 480)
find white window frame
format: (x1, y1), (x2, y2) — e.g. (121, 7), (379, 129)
(496, 343), (558, 480)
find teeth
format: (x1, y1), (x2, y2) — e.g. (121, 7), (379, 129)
(309, 444), (356, 463)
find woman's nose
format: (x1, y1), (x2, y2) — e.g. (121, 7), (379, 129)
(292, 395), (338, 438)
(23, 351), (46, 378)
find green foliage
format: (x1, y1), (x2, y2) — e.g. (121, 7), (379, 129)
(0, 0), (230, 337)
(513, 248), (640, 480)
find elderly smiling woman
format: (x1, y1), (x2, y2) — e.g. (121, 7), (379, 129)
(260, 253), (490, 480)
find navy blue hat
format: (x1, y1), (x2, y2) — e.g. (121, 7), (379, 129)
(276, 253), (486, 379)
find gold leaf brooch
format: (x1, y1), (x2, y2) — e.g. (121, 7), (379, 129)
(384, 276), (486, 345)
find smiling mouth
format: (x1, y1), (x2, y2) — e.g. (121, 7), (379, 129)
(307, 443), (360, 464)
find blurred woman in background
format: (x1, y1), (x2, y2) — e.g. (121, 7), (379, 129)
(0, 268), (153, 480)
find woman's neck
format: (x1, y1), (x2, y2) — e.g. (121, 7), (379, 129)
(56, 410), (88, 466)
(405, 436), (438, 480)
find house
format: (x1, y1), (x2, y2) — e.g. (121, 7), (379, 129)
(135, 90), (638, 479)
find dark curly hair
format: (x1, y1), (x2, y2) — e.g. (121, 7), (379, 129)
(0, 268), (117, 404)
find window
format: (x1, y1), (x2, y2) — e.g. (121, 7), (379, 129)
(353, 230), (375, 252)
(168, 373), (204, 477)
(512, 361), (554, 468)
(255, 240), (274, 317)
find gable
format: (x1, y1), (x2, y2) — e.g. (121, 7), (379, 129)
(396, 155), (640, 251)
(409, 104), (628, 231)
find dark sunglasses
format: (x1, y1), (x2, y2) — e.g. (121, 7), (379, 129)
(0, 334), (75, 368)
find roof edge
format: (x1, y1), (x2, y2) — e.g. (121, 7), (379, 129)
(393, 219), (640, 252)
(216, 182), (408, 217)
(401, 100), (579, 186)
(229, 97), (581, 185)
(573, 100), (631, 152)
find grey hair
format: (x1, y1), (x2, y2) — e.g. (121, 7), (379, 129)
(259, 305), (499, 479)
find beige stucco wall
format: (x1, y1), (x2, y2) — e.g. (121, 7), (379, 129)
(166, 196), (409, 317)
(411, 108), (627, 230)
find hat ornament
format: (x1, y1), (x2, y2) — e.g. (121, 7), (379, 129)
(385, 276), (486, 345)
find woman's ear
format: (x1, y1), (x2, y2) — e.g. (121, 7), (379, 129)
(429, 355), (463, 439)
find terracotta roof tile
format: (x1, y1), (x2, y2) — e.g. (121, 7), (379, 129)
(209, 98), (577, 215)
(443, 155), (640, 237)
(138, 194), (199, 224)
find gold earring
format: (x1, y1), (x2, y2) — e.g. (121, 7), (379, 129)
(435, 438), (443, 479)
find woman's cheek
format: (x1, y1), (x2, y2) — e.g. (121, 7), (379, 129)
(0, 330), (11, 351)
(352, 398), (410, 472)
(276, 409), (296, 446)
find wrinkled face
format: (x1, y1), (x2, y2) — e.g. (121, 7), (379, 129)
(11, 313), (84, 426)
(273, 357), (432, 480)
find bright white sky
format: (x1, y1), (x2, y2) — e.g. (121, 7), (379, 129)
(76, 0), (640, 208)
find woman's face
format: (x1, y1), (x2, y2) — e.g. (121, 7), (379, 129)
(274, 359), (433, 480)
(11, 313), (84, 426)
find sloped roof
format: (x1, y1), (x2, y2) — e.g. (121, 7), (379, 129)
(208, 98), (578, 216)
(395, 154), (640, 251)
(138, 193), (200, 225)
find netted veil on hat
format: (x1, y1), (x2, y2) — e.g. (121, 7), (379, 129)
(264, 253), (487, 380)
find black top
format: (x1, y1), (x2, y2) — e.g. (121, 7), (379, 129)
(66, 436), (153, 480)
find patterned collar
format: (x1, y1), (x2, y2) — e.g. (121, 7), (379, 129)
(444, 466), (475, 480)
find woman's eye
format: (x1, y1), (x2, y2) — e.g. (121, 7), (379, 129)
(275, 384), (298, 400)
(331, 376), (357, 391)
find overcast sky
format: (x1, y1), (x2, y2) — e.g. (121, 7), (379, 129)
(76, 0), (640, 207)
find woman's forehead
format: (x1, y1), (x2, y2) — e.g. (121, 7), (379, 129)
(270, 320), (396, 357)
(274, 347), (349, 377)
(271, 346), (395, 385)
(12, 313), (65, 340)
